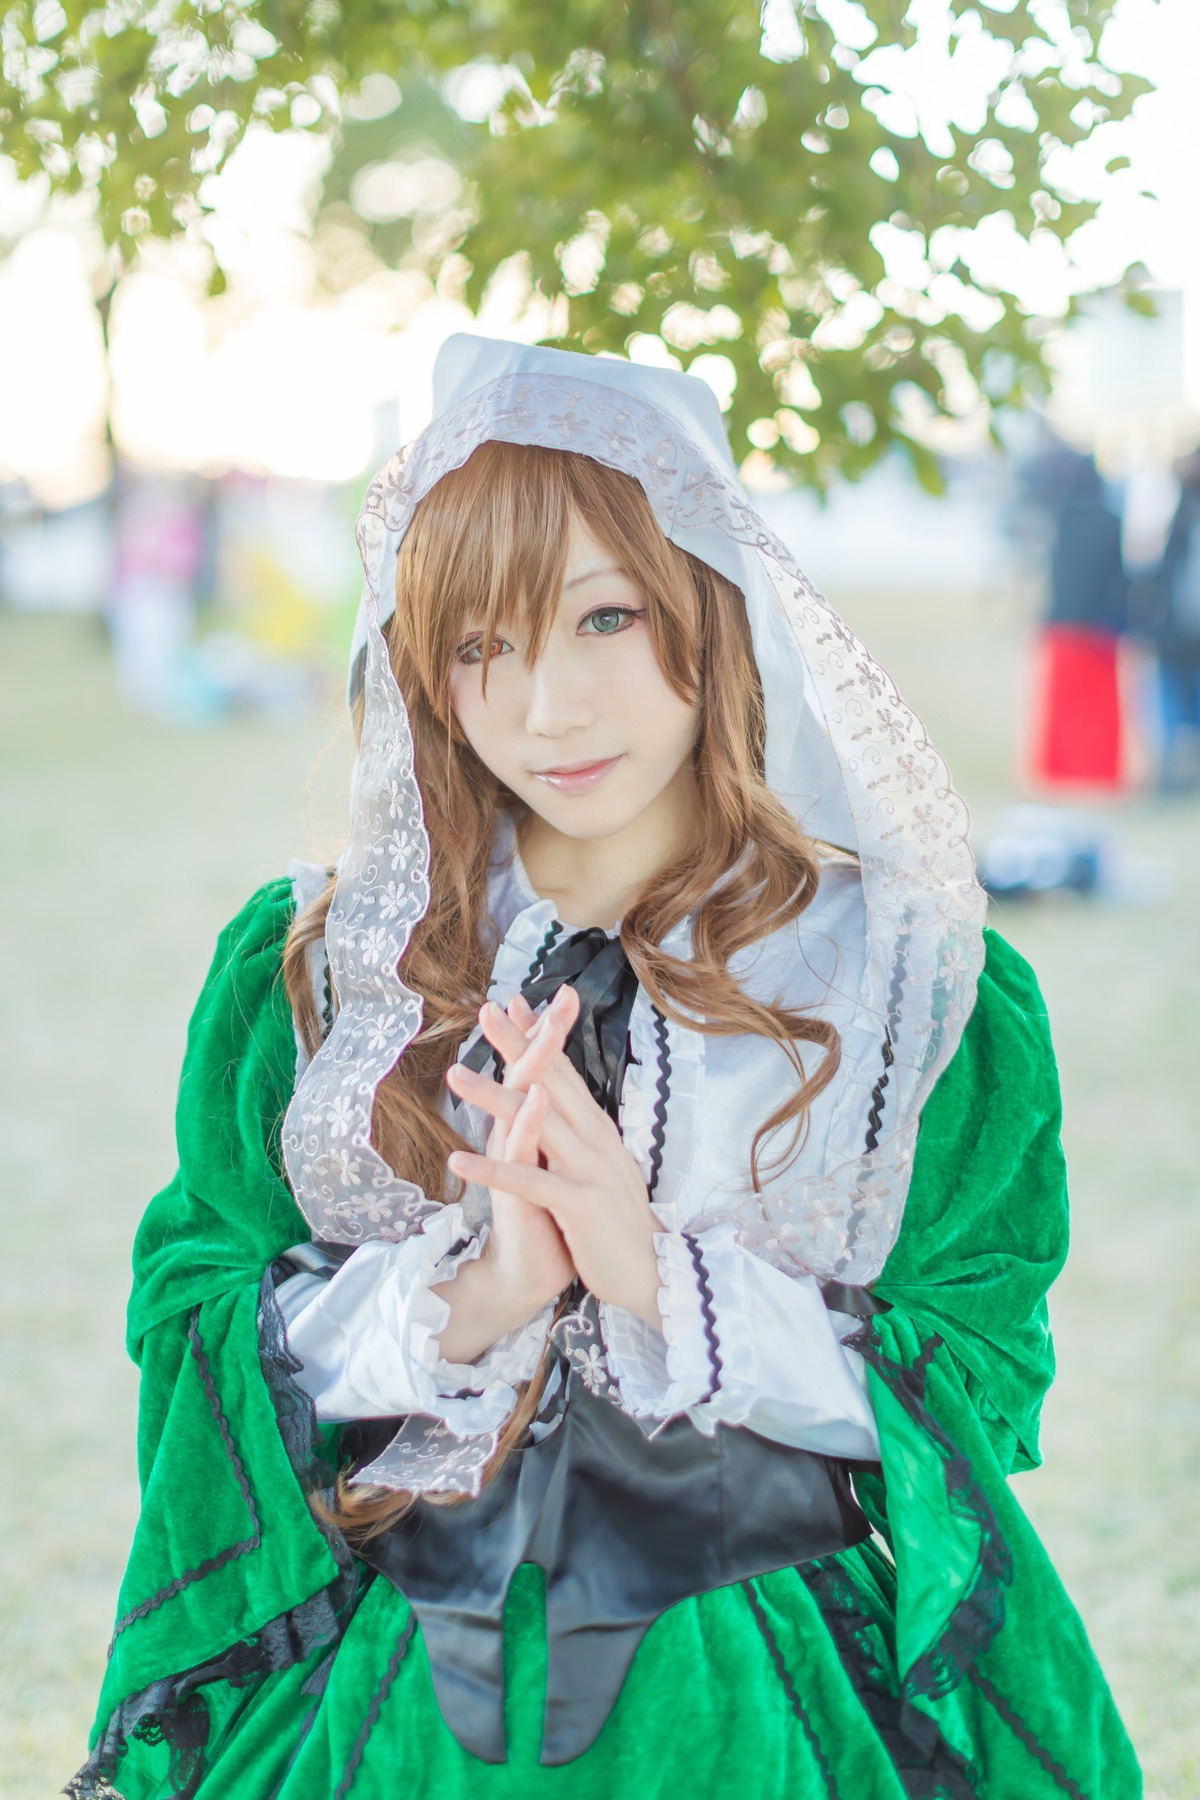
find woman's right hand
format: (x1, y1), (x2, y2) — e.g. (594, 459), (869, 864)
(478, 1087), (576, 1318)
(433, 1007), (576, 1366)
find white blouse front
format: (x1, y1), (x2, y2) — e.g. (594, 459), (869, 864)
(279, 827), (881, 1463)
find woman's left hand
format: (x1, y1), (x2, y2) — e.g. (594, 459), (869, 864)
(445, 988), (664, 1329)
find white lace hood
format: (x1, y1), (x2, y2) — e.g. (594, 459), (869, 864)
(281, 332), (985, 1290)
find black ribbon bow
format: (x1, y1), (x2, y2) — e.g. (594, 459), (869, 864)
(462, 924), (639, 1121)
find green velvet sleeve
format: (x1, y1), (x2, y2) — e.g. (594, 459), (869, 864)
(127, 879), (312, 1357)
(92, 882), (346, 1756)
(857, 928), (1139, 1794)
(874, 926), (1068, 1475)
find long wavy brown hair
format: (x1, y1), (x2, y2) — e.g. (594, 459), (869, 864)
(283, 440), (841, 1541)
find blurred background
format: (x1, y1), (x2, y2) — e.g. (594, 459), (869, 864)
(2, 0), (1198, 1794)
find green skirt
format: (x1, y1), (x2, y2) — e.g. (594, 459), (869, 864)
(110, 1542), (1074, 1800)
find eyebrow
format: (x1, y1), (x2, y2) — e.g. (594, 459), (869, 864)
(563, 564), (625, 591)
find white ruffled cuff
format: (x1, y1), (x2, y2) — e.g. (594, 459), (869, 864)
(599, 1300), (671, 1416)
(281, 1205), (548, 1437)
(602, 1229), (759, 1430)
(418, 1226), (552, 1395)
(598, 1224), (880, 1459)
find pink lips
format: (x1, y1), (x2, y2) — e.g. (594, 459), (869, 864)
(533, 755), (623, 793)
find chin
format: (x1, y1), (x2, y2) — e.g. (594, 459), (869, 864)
(520, 783), (648, 842)
(529, 808), (637, 843)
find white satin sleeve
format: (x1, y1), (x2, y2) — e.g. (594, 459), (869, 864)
(600, 1220), (880, 1460)
(276, 1205), (553, 1431)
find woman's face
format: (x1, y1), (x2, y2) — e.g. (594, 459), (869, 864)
(448, 513), (700, 844)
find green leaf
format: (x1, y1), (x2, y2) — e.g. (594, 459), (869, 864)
(0, 0), (1155, 490)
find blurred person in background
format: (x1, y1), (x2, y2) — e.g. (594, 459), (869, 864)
(69, 338), (1140, 1800)
(1026, 447), (1130, 794)
(1147, 447), (1200, 791)
(106, 468), (207, 722)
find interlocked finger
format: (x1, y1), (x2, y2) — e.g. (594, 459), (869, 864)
(477, 989), (609, 1143)
(478, 989), (572, 1074)
(504, 1082), (548, 1166)
(447, 1143), (575, 1213)
(506, 993), (539, 1032)
(446, 1060), (580, 1164)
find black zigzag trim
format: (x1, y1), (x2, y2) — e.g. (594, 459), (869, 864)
(742, 1581), (842, 1799)
(485, 917), (566, 1078)
(681, 1231), (723, 1404)
(74, 1556), (351, 1799)
(842, 934), (907, 1271)
(646, 1006), (672, 1198)
(107, 1311), (261, 1649)
(967, 1669), (1088, 1800)
(863, 1030), (895, 1154)
(862, 933), (909, 1157)
(333, 1615), (416, 1798)
(527, 919), (564, 983)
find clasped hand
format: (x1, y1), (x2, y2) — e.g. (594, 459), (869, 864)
(433, 987), (663, 1366)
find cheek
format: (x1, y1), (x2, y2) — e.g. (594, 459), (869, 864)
(447, 673), (488, 758)
(617, 638), (699, 752)
(448, 672), (514, 772)
(447, 667), (473, 733)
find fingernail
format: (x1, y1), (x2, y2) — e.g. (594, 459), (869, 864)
(448, 1153), (465, 1172)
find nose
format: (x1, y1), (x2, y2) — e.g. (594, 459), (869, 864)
(521, 640), (597, 741)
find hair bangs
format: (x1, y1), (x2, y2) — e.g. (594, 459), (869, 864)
(395, 442), (584, 716)
(395, 441), (708, 719)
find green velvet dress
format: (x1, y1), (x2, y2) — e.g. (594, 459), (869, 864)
(71, 881), (1142, 1800)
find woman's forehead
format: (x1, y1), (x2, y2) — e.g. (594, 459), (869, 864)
(450, 511), (635, 631)
(562, 511), (630, 586)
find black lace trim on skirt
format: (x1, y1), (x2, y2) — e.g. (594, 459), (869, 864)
(66, 1280), (358, 1800)
(65, 1586), (345, 1800)
(850, 1325), (1013, 1703)
(800, 1558), (982, 1799)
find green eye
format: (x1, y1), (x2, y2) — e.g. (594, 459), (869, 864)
(581, 606), (641, 636)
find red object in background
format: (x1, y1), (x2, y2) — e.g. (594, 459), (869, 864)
(1029, 624), (1125, 790)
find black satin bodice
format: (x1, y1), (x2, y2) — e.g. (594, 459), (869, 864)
(346, 926), (878, 1766)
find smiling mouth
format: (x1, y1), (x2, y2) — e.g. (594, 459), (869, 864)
(532, 755), (623, 791)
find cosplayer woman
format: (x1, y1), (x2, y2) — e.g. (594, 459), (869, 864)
(72, 337), (1141, 1799)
